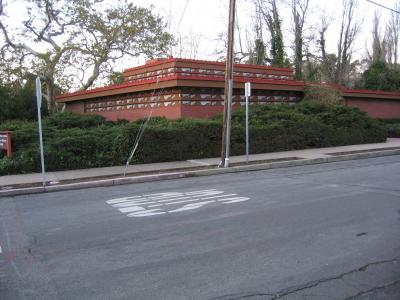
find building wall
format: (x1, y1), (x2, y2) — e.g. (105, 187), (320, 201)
(64, 91), (400, 121)
(70, 89), (183, 121)
(181, 103), (224, 119)
(65, 101), (85, 114)
(64, 87), (302, 121)
(346, 99), (400, 119)
(85, 105), (182, 121)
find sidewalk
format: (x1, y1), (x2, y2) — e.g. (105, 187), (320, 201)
(1, 138), (400, 196)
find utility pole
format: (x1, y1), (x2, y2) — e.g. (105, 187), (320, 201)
(220, 0), (236, 168)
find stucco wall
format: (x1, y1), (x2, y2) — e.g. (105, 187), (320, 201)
(84, 105), (183, 121)
(65, 101), (85, 114)
(346, 99), (400, 119)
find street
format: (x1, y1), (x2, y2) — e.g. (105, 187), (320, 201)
(1, 155), (399, 299)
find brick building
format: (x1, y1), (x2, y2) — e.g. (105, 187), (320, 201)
(56, 58), (400, 120)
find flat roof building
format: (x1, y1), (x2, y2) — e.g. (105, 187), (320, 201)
(56, 58), (400, 120)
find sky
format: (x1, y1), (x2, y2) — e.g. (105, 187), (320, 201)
(132, 0), (399, 66)
(1, 0), (399, 84)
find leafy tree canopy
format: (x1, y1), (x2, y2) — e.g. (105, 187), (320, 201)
(0, 80), (48, 123)
(361, 60), (400, 92)
(0, 0), (173, 111)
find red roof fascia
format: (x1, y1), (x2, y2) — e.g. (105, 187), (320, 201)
(123, 57), (294, 73)
(341, 87), (400, 97)
(55, 74), (178, 100)
(174, 74), (304, 86)
(306, 82), (400, 97)
(56, 75), (304, 100)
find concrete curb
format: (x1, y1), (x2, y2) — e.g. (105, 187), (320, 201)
(1, 148), (400, 197)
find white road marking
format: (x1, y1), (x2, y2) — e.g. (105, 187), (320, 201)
(200, 193), (237, 200)
(220, 197), (250, 203)
(127, 210), (166, 217)
(183, 189), (217, 195)
(168, 201), (216, 213)
(157, 196), (195, 203)
(113, 201), (153, 207)
(149, 198), (202, 206)
(149, 194), (239, 207)
(143, 192), (181, 197)
(192, 190), (224, 197)
(106, 196), (143, 204)
(118, 206), (146, 213)
(106, 189), (250, 218)
(187, 160), (211, 166)
(147, 194), (184, 200)
(0, 245), (2, 254)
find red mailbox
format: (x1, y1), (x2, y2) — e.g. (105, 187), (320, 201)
(0, 131), (12, 158)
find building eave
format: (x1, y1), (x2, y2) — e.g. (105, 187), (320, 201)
(56, 75), (305, 103)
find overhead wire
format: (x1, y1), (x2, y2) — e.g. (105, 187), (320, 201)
(123, 67), (165, 176)
(365, 0), (400, 14)
(124, 1), (192, 176)
(176, 0), (190, 33)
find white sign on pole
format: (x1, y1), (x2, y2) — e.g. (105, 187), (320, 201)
(245, 82), (251, 97)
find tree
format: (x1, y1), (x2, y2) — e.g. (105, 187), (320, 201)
(255, 0), (289, 67)
(248, 39), (267, 65)
(367, 12), (388, 63)
(361, 60), (400, 91)
(303, 12), (336, 83)
(0, 79), (48, 123)
(317, 13), (331, 64)
(387, 1), (400, 68)
(247, 4), (267, 65)
(108, 71), (125, 86)
(291, 0), (310, 79)
(214, 16), (256, 63)
(174, 32), (201, 59)
(335, 0), (361, 85)
(0, 0), (172, 111)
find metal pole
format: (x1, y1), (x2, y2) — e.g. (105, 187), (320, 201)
(246, 94), (249, 163)
(224, 79), (233, 168)
(245, 82), (251, 163)
(220, 0), (236, 167)
(35, 77), (46, 187)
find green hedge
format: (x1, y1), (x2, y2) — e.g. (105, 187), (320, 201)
(0, 103), (387, 175)
(377, 119), (400, 137)
(383, 123), (400, 138)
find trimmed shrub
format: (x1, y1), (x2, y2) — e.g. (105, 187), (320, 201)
(44, 112), (108, 129)
(0, 102), (387, 175)
(377, 119), (400, 138)
(384, 123), (400, 138)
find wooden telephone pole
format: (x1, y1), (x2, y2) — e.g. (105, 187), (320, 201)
(220, 0), (236, 168)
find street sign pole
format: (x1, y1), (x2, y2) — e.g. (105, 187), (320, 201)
(35, 77), (46, 187)
(245, 82), (251, 163)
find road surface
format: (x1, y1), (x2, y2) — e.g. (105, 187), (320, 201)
(1, 155), (399, 299)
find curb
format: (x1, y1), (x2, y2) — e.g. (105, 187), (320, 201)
(1, 148), (400, 197)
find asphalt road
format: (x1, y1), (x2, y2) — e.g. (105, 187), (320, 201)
(1, 155), (399, 300)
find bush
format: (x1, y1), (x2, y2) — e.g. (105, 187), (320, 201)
(384, 123), (400, 137)
(0, 103), (387, 175)
(0, 81), (48, 123)
(44, 112), (108, 129)
(360, 60), (400, 92)
(376, 119), (400, 137)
